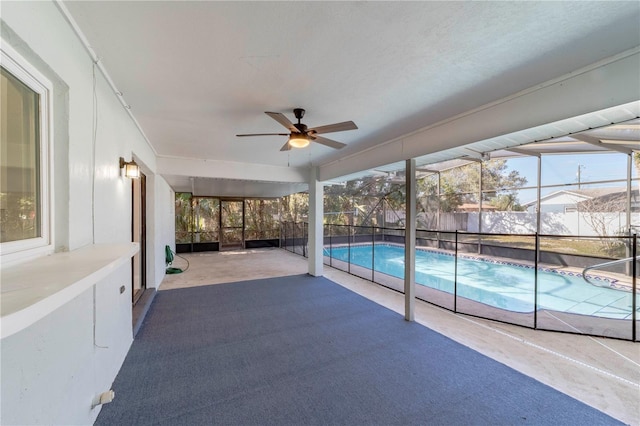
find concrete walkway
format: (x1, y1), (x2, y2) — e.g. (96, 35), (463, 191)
(161, 248), (640, 425)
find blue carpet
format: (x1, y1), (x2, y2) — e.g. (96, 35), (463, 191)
(96, 274), (621, 425)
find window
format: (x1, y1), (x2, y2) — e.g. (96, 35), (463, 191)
(1, 43), (52, 261)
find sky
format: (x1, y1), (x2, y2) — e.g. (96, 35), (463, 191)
(503, 152), (633, 204)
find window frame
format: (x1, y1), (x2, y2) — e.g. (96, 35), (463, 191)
(1, 42), (54, 262)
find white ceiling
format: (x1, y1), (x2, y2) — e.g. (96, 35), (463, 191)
(62, 1), (640, 196)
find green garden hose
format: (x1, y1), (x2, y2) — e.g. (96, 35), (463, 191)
(165, 245), (189, 274)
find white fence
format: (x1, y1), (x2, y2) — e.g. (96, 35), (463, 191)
(375, 209), (639, 236)
(461, 212), (639, 236)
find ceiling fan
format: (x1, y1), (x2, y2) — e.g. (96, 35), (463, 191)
(236, 108), (357, 151)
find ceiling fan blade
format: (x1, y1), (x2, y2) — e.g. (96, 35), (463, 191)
(279, 141), (292, 151)
(311, 135), (347, 150)
(265, 112), (297, 132)
(236, 133), (290, 137)
(308, 121), (357, 135)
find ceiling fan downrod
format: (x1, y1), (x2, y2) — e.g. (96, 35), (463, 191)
(292, 108), (307, 133)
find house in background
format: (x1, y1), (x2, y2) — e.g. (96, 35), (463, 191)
(576, 188), (640, 212)
(524, 188), (627, 213)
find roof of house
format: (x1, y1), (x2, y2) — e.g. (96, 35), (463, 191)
(523, 187), (626, 207)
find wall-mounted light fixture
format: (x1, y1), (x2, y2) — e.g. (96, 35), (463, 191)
(288, 134), (309, 148)
(119, 157), (140, 179)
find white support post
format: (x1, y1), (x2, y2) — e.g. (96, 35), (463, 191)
(308, 166), (324, 277)
(405, 159), (416, 321)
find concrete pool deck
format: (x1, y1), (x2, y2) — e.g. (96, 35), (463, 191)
(160, 248), (640, 425)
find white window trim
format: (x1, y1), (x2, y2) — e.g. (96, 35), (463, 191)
(1, 41), (54, 264)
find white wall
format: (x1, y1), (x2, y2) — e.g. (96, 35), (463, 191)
(2, 0), (158, 250)
(1, 1), (173, 424)
(1, 264), (132, 425)
(538, 192), (589, 214)
(153, 175), (176, 289)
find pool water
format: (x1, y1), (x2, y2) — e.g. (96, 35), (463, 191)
(325, 244), (637, 319)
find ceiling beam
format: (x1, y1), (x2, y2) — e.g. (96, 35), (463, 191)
(415, 167), (439, 173)
(464, 156), (483, 163)
(571, 134), (633, 155)
(600, 139), (640, 146)
(157, 156), (308, 183)
(506, 147), (541, 157)
(599, 135), (640, 142)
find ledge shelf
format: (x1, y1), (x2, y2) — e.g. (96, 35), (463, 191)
(1, 243), (139, 339)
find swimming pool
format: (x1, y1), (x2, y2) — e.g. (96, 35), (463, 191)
(324, 244), (636, 319)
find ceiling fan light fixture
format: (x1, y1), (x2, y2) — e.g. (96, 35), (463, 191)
(289, 134), (310, 148)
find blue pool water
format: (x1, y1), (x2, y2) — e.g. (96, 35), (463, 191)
(325, 244), (637, 319)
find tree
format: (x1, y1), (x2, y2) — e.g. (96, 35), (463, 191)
(320, 159), (527, 230)
(416, 174), (439, 228)
(197, 198), (220, 242)
(418, 159), (527, 213)
(481, 160), (528, 211)
(245, 199), (279, 239)
(0, 192), (38, 243)
(281, 192), (308, 222)
(487, 193), (524, 211)
(175, 193), (193, 243)
(482, 160), (527, 191)
(324, 175), (405, 227)
(579, 191), (626, 253)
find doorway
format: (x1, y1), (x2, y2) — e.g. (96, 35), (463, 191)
(132, 172), (146, 305)
(220, 199), (244, 251)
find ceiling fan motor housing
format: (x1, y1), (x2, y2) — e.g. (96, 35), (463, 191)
(294, 123), (308, 134)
